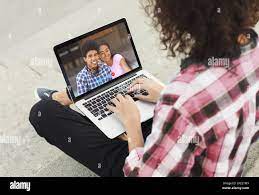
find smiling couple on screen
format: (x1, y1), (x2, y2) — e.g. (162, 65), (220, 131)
(76, 40), (132, 95)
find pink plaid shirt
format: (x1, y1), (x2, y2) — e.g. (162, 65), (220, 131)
(123, 35), (259, 177)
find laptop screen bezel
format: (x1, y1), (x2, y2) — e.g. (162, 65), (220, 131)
(54, 18), (142, 102)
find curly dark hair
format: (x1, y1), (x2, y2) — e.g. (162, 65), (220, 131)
(80, 40), (98, 58)
(143, 0), (259, 69)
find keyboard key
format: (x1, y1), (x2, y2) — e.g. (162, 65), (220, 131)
(92, 108), (99, 113)
(141, 90), (149, 96)
(127, 92), (135, 97)
(108, 102), (115, 107)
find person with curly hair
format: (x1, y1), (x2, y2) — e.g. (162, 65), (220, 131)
(29, 0), (259, 177)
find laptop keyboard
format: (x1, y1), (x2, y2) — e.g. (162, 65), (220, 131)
(83, 75), (148, 121)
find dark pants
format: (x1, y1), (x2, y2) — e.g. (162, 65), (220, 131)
(29, 100), (152, 177)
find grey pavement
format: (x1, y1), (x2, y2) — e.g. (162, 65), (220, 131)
(0, 0), (258, 177)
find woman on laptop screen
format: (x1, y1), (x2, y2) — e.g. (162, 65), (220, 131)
(98, 42), (131, 79)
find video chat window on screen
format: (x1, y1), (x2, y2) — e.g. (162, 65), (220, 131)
(57, 22), (140, 97)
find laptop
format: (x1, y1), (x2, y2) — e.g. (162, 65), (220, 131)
(54, 18), (164, 139)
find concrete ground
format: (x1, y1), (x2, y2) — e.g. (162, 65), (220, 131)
(0, 0), (258, 177)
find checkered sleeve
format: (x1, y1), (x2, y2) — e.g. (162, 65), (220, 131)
(123, 92), (198, 177)
(104, 64), (112, 80)
(256, 91), (259, 121)
(76, 73), (88, 96)
(254, 91), (259, 143)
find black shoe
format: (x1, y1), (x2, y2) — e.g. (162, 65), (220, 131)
(34, 88), (58, 101)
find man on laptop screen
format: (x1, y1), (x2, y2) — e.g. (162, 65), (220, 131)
(76, 40), (112, 96)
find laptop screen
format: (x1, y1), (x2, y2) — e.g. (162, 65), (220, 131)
(54, 19), (141, 100)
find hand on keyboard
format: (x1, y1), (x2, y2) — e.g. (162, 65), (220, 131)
(128, 77), (165, 103)
(83, 75), (151, 121)
(107, 94), (141, 128)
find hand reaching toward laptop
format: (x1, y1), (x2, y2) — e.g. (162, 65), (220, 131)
(106, 77), (165, 128)
(107, 78), (165, 150)
(107, 77), (165, 127)
(107, 94), (143, 151)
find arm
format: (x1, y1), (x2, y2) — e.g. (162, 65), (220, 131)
(123, 103), (196, 177)
(120, 57), (131, 73)
(253, 91), (259, 143)
(125, 119), (144, 152)
(107, 93), (197, 177)
(256, 91), (259, 122)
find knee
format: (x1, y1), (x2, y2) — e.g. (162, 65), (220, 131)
(29, 100), (59, 123)
(29, 100), (60, 136)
